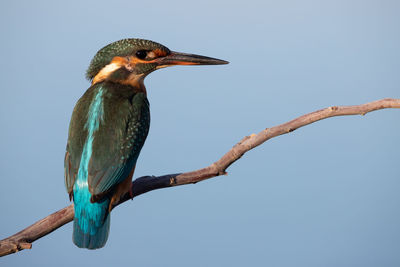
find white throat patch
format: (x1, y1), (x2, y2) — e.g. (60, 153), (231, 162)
(92, 63), (122, 85)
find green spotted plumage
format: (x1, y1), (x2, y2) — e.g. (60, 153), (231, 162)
(65, 82), (150, 197)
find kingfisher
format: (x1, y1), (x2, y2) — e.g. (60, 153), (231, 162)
(64, 38), (228, 249)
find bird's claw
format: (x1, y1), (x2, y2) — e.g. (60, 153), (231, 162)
(129, 186), (134, 199)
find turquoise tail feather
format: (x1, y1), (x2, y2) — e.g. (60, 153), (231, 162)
(73, 195), (110, 249)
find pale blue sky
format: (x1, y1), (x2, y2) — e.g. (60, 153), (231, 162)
(1, 0), (399, 266)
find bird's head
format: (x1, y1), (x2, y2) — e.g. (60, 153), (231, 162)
(87, 38), (228, 88)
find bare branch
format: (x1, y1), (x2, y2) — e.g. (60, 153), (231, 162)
(1, 98), (399, 257)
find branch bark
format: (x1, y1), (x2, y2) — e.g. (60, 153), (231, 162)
(1, 98), (399, 257)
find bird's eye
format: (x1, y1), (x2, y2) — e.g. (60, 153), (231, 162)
(135, 50), (148, 60)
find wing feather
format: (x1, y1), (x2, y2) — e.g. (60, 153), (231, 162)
(88, 90), (150, 196)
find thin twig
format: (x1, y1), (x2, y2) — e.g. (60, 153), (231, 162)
(1, 98), (399, 257)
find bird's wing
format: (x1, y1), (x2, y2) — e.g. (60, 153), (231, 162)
(87, 91), (150, 197)
(64, 91), (92, 197)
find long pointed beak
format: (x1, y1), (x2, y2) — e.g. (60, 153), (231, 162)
(157, 51), (228, 68)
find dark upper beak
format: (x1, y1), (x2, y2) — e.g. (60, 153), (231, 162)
(157, 51), (229, 67)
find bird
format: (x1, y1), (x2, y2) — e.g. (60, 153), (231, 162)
(64, 38), (228, 249)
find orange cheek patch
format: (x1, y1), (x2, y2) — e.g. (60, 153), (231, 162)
(126, 56), (142, 64)
(110, 56), (129, 65)
(126, 56), (158, 65)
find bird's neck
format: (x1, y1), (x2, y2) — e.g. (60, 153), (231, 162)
(92, 71), (147, 95)
(116, 74), (147, 95)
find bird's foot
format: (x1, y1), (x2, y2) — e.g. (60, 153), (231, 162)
(129, 186), (134, 199)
